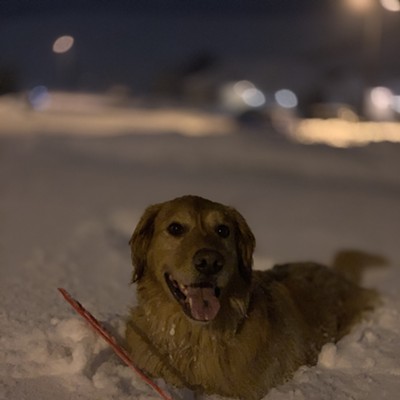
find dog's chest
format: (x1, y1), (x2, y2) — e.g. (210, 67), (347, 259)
(128, 304), (277, 399)
(131, 304), (270, 397)
(161, 325), (254, 390)
(165, 327), (224, 371)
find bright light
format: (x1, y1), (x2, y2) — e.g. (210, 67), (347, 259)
(380, 0), (400, 11)
(365, 86), (395, 121)
(295, 119), (400, 147)
(52, 35), (74, 54)
(234, 80), (266, 108)
(275, 89), (298, 109)
(220, 80), (266, 111)
(241, 88), (266, 108)
(370, 86), (393, 109)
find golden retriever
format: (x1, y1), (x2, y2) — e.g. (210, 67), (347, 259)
(125, 195), (380, 400)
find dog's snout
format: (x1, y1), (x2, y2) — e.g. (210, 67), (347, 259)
(193, 249), (224, 275)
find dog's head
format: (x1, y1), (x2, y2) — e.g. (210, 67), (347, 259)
(129, 195), (255, 323)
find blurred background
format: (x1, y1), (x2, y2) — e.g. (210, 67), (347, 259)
(1, 0), (400, 266)
(1, 0), (400, 145)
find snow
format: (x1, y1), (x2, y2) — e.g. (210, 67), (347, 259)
(1, 103), (400, 400)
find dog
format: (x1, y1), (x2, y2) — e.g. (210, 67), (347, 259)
(125, 195), (381, 400)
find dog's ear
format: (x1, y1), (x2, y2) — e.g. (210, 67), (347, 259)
(129, 203), (162, 282)
(229, 207), (255, 283)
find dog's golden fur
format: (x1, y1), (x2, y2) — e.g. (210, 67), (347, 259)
(125, 195), (380, 400)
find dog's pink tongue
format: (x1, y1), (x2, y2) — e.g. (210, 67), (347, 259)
(186, 287), (220, 321)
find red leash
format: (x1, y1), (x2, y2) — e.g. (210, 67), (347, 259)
(58, 288), (173, 400)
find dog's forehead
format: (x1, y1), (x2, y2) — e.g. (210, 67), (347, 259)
(158, 197), (230, 223)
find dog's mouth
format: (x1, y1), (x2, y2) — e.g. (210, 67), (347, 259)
(164, 273), (221, 322)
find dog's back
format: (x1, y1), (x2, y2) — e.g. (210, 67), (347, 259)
(253, 250), (383, 361)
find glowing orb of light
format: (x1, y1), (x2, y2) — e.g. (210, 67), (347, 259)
(275, 89), (298, 109)
(241, 88), (266, 108)
(370, 86), (393, 109)
(380, 0), (400, 12)
(52, 35), (75, 54)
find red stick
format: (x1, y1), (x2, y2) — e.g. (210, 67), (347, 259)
(58, 288), (173, 400)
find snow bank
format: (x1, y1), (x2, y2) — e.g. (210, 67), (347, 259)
(1, 129), (399, 400)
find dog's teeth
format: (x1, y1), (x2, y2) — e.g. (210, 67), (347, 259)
(181, 286), (188, 294)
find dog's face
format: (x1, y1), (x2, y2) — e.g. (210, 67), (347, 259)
(129, 196), (255, 323)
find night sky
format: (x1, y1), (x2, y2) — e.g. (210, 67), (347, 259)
(1, 0), (398, 98)
(0, 0), (337, 91)
(0, 0), (331, 18)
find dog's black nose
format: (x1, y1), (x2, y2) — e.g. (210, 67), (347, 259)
(193, 249), (224, 275)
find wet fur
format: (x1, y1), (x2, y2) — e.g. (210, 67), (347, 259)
(125, 196), (380, 400)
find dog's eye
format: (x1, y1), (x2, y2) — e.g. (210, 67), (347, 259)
(216, 224), (230, 238)
(167, 222), (185, 236)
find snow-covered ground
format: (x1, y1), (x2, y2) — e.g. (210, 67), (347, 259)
(1, 104), (400, 400)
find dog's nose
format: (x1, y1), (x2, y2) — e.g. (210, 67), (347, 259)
(193, 249), (224, 275)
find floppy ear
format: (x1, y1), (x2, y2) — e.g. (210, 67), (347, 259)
(129, 203), (162, 283)
(229, 207), (256, 283)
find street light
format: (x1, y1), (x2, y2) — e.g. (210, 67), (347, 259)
(52, 35), (77, 89)
(52, 35), (75, 54)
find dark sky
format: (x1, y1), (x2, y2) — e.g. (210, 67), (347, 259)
(6, 0), (397, 96)
(0, 0), (330, 18)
